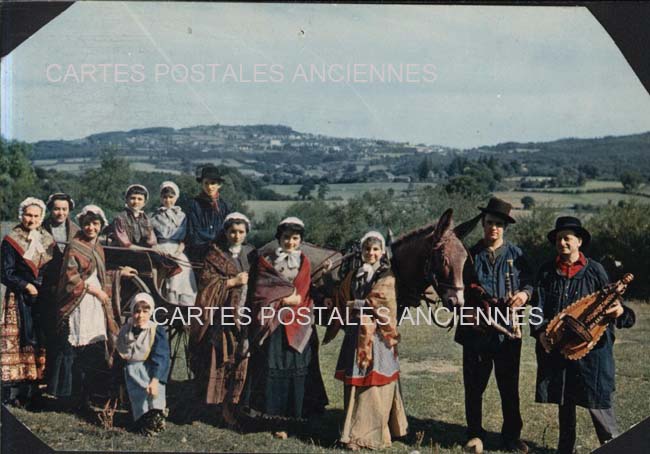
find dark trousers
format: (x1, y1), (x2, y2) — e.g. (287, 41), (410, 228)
(462, 339), (523, 443)
(558, 404), (620, 454)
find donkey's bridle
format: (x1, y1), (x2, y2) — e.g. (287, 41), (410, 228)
(423, 242), (468, 294)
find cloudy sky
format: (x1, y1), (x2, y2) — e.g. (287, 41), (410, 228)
(2, 2), (649, 148)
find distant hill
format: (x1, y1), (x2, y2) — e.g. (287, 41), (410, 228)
(29, 125), (650, 183)
(463, 132), (650, 178)
(32, 124), (452, 160)
(30, 123), (455, 183)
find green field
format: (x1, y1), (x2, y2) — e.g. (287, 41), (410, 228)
(535, 180), (624, 192)
(504, 179), (625, 192)
(494, 191), (650, 210)
(265, 182), (435, 201)
(243, 200), (302, 218)
(9, 302), (650, 453)
(244, 200), (347, 218)
(245, 180), (650, 219)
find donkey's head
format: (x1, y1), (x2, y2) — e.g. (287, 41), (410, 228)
(426, 209), (468, 309)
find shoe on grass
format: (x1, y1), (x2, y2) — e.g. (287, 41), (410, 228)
(463, 437), (484, 454)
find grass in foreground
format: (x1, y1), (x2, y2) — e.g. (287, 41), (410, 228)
(7, 302), (649, 453)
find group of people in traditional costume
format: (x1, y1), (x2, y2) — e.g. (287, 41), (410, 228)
(0, 161), (636, 454)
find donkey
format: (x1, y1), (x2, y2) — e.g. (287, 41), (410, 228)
(390, 209), (468, 324)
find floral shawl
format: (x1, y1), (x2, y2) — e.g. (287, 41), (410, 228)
(324, 266), (400, 370)
(55, 233), (121, 350)
(251, 252), (313, 353)
(3, 225), (55, 278)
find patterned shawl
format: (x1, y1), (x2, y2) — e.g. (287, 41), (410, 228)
(251, 253), (313, 353)
(55, 233), (120, 343)
(190, 243), (254, 344)
(3, 224), (55, 278)
(324, 266), (400, 370)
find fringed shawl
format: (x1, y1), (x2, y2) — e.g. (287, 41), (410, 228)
(3, 225), (55, 278)
(43, 217), (79, 254)
(324, 267), (400, 370)
(190, 243), (255, 344)
(55, 234), (121, 352)
(251, 253), (313, 353)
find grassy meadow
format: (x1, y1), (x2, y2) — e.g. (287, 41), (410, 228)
(493, 191), (650, 210)
(8, 302), (649, 453)
(247, 180), (649, 218)
(264, 182), (436, 201)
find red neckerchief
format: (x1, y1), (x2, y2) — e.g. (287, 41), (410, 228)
(556, 252), (587, 278)
(209, 192), (220, 210)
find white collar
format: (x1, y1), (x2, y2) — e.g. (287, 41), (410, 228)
(275, 247), (301, 269)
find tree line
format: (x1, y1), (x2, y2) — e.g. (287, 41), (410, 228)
(3, 137), (649, 298)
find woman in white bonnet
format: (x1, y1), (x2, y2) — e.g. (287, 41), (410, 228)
(240, 217), (328, 439)
(48, 204), (137, 407)
(151, 181), (197, 306)
(325, 231), (408, 450)
(189, 211), (257, 427)
(1, 197), (55, 407)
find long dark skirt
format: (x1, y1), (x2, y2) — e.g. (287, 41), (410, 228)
(240, 326), (327, 426)
(47, 337), (119, 405)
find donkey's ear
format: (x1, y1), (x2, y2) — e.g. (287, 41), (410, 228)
(386, 228), (394, 260)
(428, 208), (454, 241)
(454, 214), (482, 240)
(386, 228), (394, 247)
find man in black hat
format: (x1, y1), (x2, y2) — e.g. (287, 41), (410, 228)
(456, 197), (532, 454)
(531, 216), (635, 454)
(186, 165), (231, 264)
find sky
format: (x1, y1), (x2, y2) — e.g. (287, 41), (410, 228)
(1, 2), (650, 149)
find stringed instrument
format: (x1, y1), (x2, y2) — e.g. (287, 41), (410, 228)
(544, 273), (633, 360)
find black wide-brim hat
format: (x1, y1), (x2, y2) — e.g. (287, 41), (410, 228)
(478, 197), (516, 224)
(547, 216), (591, 248)
(196, 165), (226, 183)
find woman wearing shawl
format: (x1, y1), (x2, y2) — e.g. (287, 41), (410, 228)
(111, 184), (157, 249)
(1, 198), (55, 406)
(325, 231), (408, 450)
(151, 181), (197, 306)
(189, 212), (257, 427)
(42, 193), (79, 384)
(117, 292), (170, 436)
(47, 205), (137, 405)
(240, 217), (327, 439)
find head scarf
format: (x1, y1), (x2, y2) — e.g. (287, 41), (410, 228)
(156, 181), (183, 219)
(128, 292), (155, 313)
(18, 197), (46, 222)
(223, 212), (251, 257)
(117, 292), (157, 362)
(125, 184), (149, 201)
(17, 198), (47, 261)
(360, 231), (386, 251)
(279, 216), (305, 228)
(275, 216), (304, 268)
(224, 211), (251, 231)
(357, 231), (386, 282)
(159, 181), (180, 198)
(76, 204), (108, 227)
(124, 184), (149, 215)
(46, 192), (75, 211)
